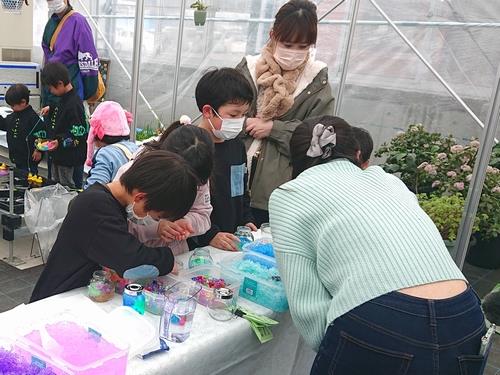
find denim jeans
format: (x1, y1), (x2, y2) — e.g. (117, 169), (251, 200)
(311, 287), (486, 375)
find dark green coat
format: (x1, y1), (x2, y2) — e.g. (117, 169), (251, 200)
(236, 56), (335, 210)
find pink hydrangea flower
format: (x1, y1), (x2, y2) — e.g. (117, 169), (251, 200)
(432, 180), (441, 188)
(492, 186), (500, 193)
(453, 182), (465, 190)
(447, 171), (457, 178)
(466, 174), (473, 182)
(418, 162), (429, 169)
(486, 166), (499, 174)
(424, 164), (437, 175)
(470, 140), (480, 148)
(450, 145), (464, 153)
(437, 153), (447, 160)
(461, 165), (472, 172)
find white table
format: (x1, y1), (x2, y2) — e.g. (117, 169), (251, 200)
(0, 248), (315, 375)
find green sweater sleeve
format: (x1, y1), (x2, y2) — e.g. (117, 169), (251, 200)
(270, 188), (332, 351)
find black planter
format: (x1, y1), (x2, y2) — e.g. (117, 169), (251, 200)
(466, 235), (500, 269)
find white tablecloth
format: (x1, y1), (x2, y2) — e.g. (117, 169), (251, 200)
(0, 248), (315, 375)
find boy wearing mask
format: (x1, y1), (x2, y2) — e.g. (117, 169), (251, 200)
(190, 68), (257, 251)
(30, 150), (198, 302)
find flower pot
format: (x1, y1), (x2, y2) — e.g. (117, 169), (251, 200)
(194, 10), (207, 26)
(466, 235), (500, 269)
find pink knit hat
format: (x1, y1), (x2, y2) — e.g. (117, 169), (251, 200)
(86, 101), (133, 166)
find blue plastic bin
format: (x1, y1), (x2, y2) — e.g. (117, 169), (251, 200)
(219, 251), (288, 312)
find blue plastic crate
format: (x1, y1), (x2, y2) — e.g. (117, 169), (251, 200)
(219, 251), (288, 312)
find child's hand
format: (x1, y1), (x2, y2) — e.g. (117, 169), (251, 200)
(32, 150), (42, 162)
(51, 139), (59, 150)
(210, 232), (239, 251)
(158, 219), (194, 242)
(170, 261), (180, 275)
(40, 106), (50, 116)
(245, 222), (258, 231)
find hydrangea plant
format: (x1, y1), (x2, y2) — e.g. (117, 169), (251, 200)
(374, 124), (455, 193)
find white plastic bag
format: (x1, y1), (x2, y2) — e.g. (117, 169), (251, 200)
(24, 184), (77, 259)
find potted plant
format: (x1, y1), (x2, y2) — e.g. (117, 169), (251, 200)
(190, 1), (208, 26)
(422, 140), (500, 268)
(417, 194), (479, 258)
(375, 124), (455, 193)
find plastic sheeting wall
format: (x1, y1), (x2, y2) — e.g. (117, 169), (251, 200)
(31, 0), (500, 148)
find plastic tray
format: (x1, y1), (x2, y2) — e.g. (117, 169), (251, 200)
(219, 251), (288, 312)
(14, 312), (129, 375)
(178, 265), (241, 306)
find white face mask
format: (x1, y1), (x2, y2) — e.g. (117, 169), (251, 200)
(126, 202), (159, 226)
(273, 45), (309, 71)
(47, 0), (67, 15)
(208, 107), (245, 141)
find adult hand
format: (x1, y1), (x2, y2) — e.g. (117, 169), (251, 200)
(246, 118), (273, 139)
(209, 232), (239, 252)
(40, 106), (50, 116)
(32, 150), (42, 162)
(158, 218), (194, 242)
(245, 222), (258, 231)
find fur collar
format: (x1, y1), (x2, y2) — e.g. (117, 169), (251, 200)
(245, 54), (327, 99)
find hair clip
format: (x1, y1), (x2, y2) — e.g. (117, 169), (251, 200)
(179, 115), (192, 125)
(306, 123), (336, 158)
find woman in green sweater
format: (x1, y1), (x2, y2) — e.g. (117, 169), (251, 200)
(269, 116), (486, 375)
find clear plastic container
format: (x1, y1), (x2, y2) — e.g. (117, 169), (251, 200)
(143, 276), (178, 315)
(178, 265), (242, 306)
(160, 282), (202, 343)
(88, 270), (115, 303)
(219, 251), (288, 312)
(188, 247), (214, 269)
(14, 312), (129, 375)
(234, 226), (254, 251)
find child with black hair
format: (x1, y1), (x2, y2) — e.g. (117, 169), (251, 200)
(41, 62), (88, 188)
(84, 101), (139, 188)
(0, 84), (45, 174)
(115, 119), (214, 256)
(189, 68), (257, 251)
(352, 126), (374, 169)
(30, 150), (198, 302)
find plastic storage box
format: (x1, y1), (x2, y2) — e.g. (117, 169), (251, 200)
(178, 265), (241, 306)
(14, 312), (129, 375)
(219, 251), (288, 312)
(143, 275), (179, 315)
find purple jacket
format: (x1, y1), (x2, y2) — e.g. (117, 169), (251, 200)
(42, 9), (98, 103)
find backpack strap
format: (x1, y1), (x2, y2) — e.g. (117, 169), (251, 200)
(49, 10), (75, 52)
(111, 143), (134, 161)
